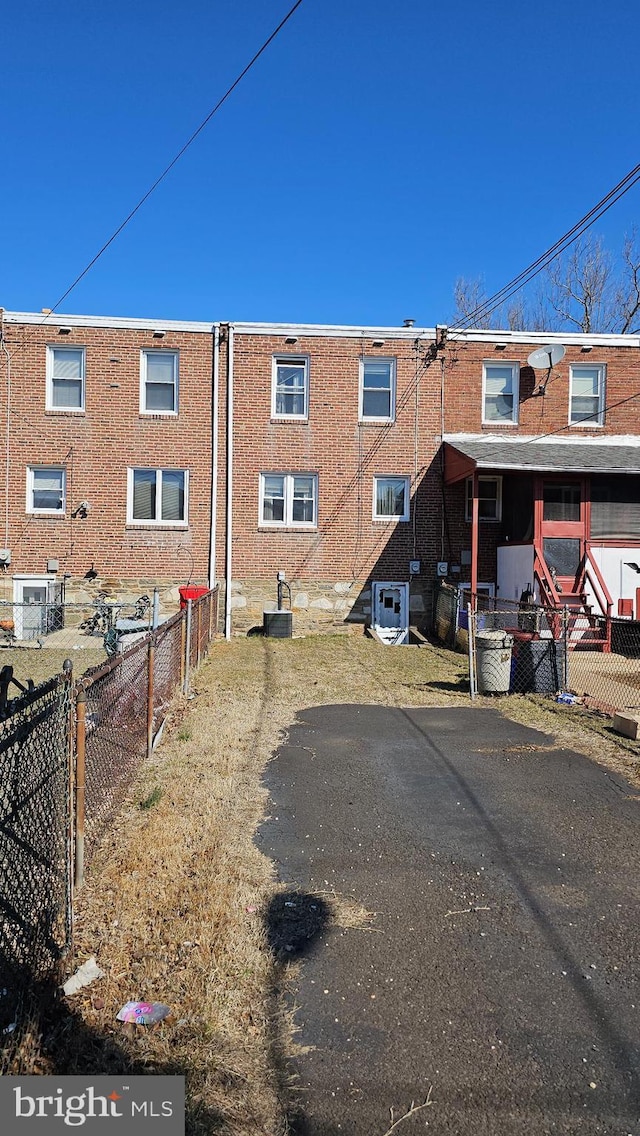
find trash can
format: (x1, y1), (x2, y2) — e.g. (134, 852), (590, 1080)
(476, 629), (513, 694)
(179, 585), (209, 610)
(518, 638), (566, 694)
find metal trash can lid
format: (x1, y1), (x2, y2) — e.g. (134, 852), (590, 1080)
(475, 630), (513, 649)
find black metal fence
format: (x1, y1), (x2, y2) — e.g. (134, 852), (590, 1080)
(0, 588), (218, 1056)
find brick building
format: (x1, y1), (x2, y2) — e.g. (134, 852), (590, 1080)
(2, 309), (640, 641)
(0, 310), (216, 613)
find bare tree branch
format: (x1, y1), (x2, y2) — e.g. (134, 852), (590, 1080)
(451, 234), (640, 335)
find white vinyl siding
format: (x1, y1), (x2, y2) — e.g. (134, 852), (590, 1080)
(482, 362), (519, 424)
(128, 468), (187, 525)
(259, 473), (317, 527)
(140, 351), (179, 414)
(46, 346), (85, 411)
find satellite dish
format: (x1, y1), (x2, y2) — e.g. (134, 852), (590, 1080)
(527, 343), (566, 370)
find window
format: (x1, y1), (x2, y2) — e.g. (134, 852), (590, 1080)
(27, 466), (66, 514)
(373, 476), (410, 521)
(360, 358), (396, 421)
(46, 346), (85, 411)
(127, 468), (187, 525)
(465, 476), (502, 522)
(570, 364), (605, 426)
(260, 473), (317, 527)
(141, 350), (179, 414)
(482, 362), (519, 424)
(272, 357), (309, 418)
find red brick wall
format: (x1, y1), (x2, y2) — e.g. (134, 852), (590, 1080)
(216, 329), (444, 594)
(0, 318), (214, 591)
(442, 338), (640, 436)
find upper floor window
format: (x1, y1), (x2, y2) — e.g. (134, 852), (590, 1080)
(373, 476), (410, 521)
(46, 346), (85, 411)
(27, 466), (66, 514)
(360, 358), (396, 422)
(272, 357), (309, 419)
(259, 473), (317, 528)
(141, 350), (179, 415)
(127, 468), (187, 526)
(465, 475), (502, 522)
(482, 362), (519, 424)
(569, 364), (605, 426)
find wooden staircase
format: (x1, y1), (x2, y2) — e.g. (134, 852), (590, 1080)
(533, 545), (612, 653)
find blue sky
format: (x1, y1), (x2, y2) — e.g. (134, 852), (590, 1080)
(3, 0), (640, 326)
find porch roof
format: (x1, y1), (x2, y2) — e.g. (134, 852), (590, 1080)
(443, 434), (640, 484)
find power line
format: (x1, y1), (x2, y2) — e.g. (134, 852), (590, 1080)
(39, 0), (306, 322)
(453, 162), (640, 331)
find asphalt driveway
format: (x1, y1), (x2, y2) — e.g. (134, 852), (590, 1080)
(260, 705), (640, 1136)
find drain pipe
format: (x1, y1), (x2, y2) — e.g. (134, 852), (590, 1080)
(224, 324), (234, 640)
(208, 324), (220, 588)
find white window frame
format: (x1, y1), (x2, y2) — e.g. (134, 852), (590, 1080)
(259, 473), (318, 528)
(271, 355), (309, 420)
(373, 476), (410, 521)
(46, 345), (85, 412)
(140, 349), (179, 416)
(26, 466), (66, 515)
(359, 357), (396, 423)
(482, 361), (519, 425)
(126, 467), (189, 527)
(569, 363), (605, 427)
(465, 475), (503, 522)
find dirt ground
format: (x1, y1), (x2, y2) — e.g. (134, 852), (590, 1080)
(18, 633), (640, 1134)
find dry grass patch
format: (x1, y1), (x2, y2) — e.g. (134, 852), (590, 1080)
(26, 635), (464, 1133)
(19, 633), (637, 1132)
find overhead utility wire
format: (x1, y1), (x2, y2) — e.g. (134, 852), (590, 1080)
(453, 162), (640, 332)
(38, 0), (306, 322)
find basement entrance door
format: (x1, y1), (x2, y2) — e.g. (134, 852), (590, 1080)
(372, 582), (409, 645)
(536, 478), (587, 592)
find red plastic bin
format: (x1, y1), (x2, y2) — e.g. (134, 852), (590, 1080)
(179, 585), (209, 610)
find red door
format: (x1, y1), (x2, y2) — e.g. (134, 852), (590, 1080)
(536, 478), (587, 593)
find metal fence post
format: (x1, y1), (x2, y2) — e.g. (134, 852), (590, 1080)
(562, 605), (569, 691)
(183, 599), (192, 695)
(196, 597), (202, 667)
(74, 690), (86, 890)
(147, 634), (155, 759)
(152, 587), (160, 630)
(467, 603), (477, 699)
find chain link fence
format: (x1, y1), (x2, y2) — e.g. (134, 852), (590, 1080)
(0, 588), (217, 1058)
(454, 590), (640, 713)
(0, 670), (73, 1036)
(434, 582), (640, 715)
(0, 593), (153, 654)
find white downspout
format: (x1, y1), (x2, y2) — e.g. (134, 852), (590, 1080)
(224, 324), (234, 640)
(208, 324), (220, 588)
